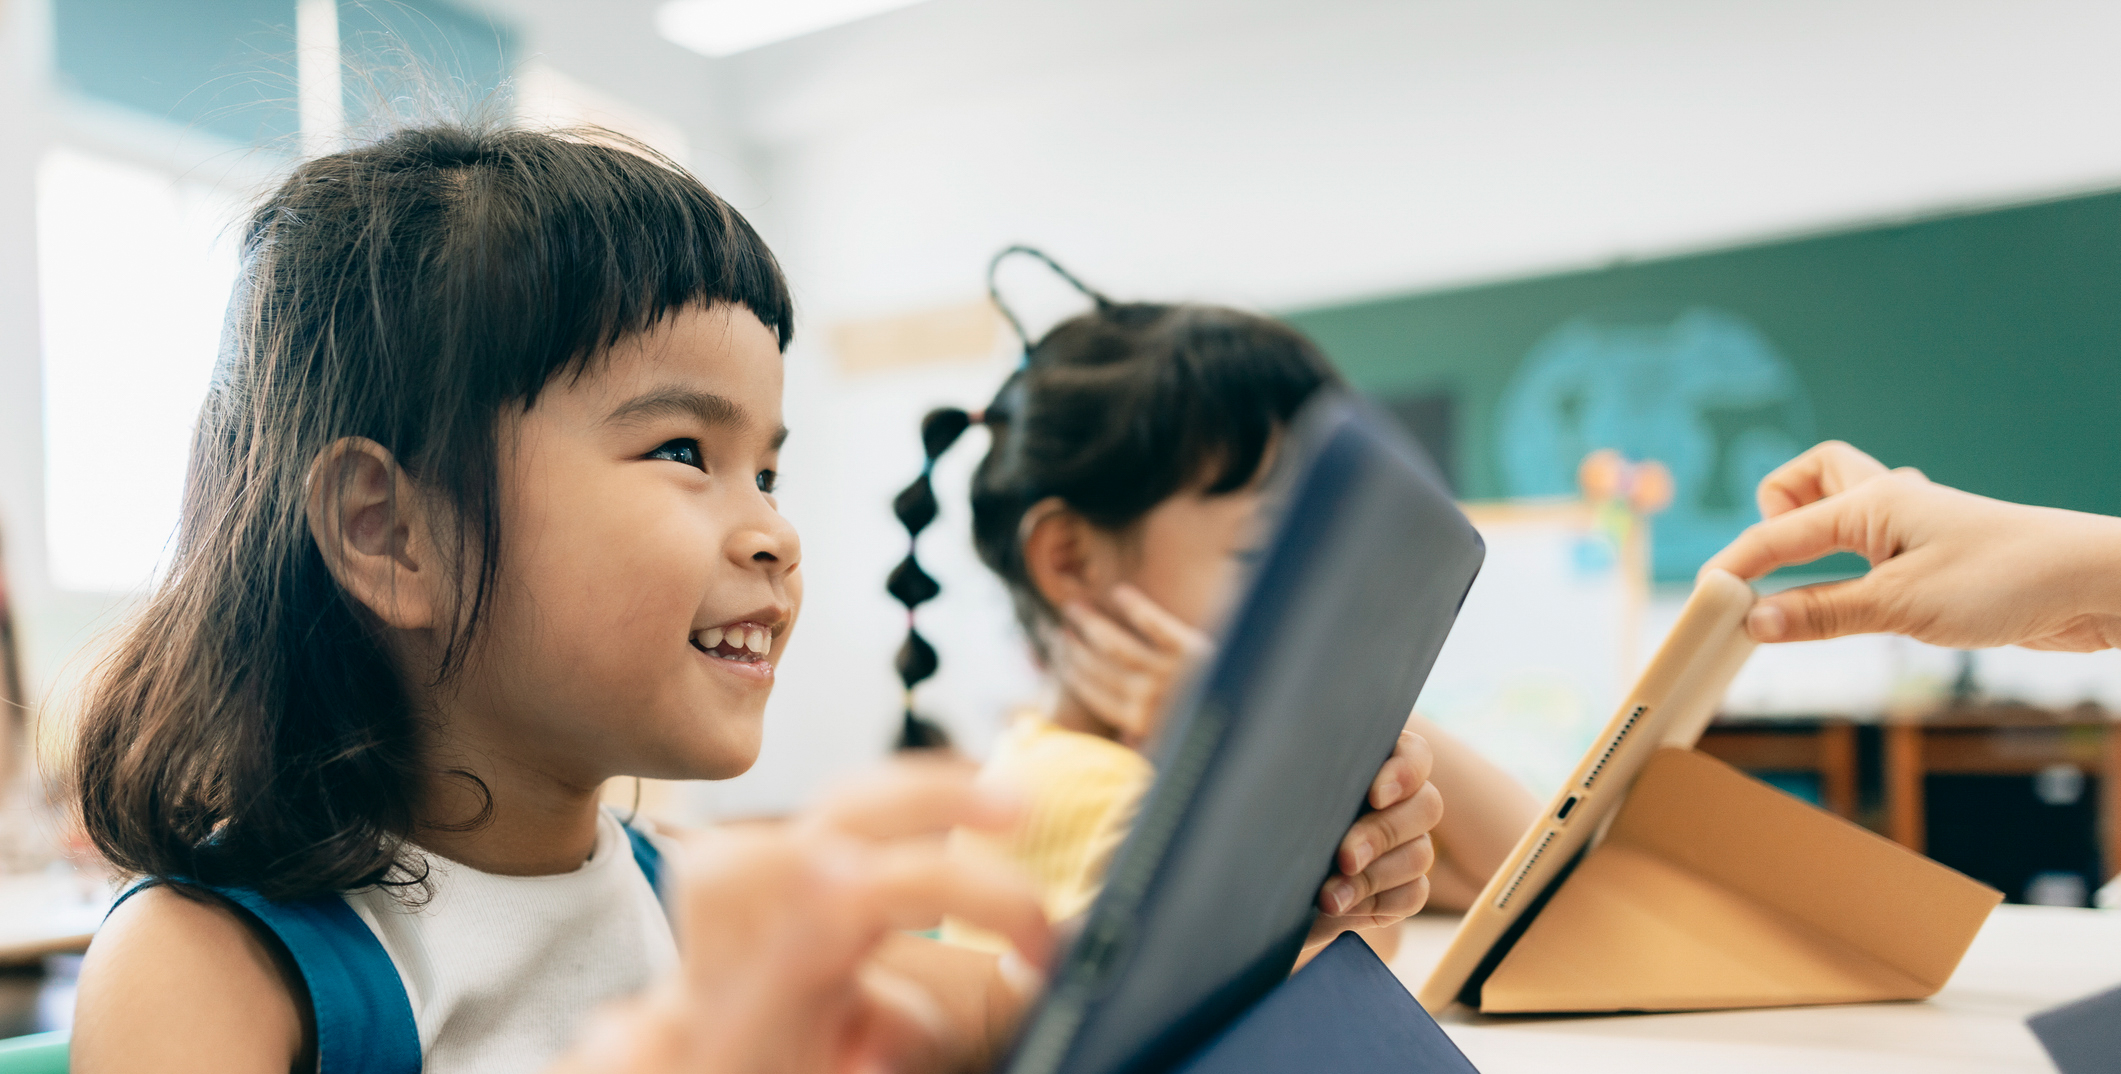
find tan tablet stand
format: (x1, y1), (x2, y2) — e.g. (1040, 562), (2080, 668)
(1475, 747), (2002, 1013)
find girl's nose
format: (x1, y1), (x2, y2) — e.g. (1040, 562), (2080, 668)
(728, 508), (800, 574)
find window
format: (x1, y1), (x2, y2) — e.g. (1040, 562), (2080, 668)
(36, 147), (240, 593)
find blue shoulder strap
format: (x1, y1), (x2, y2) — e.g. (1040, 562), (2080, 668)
(624, 822), (665, 904)
(108, 881), (421, 1074)
(106, 826), (667, 1074)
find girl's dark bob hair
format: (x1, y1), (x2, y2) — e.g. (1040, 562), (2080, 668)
(965, 301), (1340, 635)
(70, 123), (792, 900)
(888, 262), (1342, 746)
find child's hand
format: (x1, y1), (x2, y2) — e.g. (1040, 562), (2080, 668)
(1054, 584), (1211, 747)
(1305, 727), (1444, 953)
(549, 762), (1052, 1074)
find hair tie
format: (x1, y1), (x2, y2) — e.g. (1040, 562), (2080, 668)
(986, 245), (1112, 365)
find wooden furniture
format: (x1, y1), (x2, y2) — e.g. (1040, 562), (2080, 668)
(1881, 703), (2120, 878)
(1394, 904), (2121, 1072)
(1696, 717), (1860, 821)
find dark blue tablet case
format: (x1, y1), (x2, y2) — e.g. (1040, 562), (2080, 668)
(2029, 981), (2121, 1074)
(1001, 391), (1487, 1074)
(1176, 934), (1480, 1074)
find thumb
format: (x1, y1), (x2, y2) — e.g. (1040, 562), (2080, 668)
(1745, 576), (1893, 643)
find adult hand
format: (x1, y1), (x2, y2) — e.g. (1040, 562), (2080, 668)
(1703, 440), (2121, 650)
(1052, 584), (1211, 748)
(549, 762), (1052, 1074)
(1306, 726), (1444, 952)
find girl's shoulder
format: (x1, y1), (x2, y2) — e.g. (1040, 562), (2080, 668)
(73, 883), (311, 1073)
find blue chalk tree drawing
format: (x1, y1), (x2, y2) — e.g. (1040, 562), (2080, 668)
(1497, 308), (1816, 581)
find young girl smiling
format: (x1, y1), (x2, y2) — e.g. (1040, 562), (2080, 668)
(66, 125), (1443, 1074)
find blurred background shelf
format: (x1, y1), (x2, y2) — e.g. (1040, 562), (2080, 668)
(1702, 704), (2121, 907)
(1698, 717), (1860, 821)
(1886, 703), (2118, 909)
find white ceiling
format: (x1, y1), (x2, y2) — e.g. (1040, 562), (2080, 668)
(475, 0), (2121, 317)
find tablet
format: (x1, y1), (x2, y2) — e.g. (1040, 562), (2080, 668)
(1000, 391), (1485, 1074)
(1414, 568), (1757, 1011)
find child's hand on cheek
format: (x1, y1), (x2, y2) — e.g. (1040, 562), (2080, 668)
(1054, 584), (1210, 747)
(1305, 727), (1444, 953)
(548, 764), (1052, 1074)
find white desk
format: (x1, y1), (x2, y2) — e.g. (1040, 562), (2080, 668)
(1388, 905), (2121, 1073)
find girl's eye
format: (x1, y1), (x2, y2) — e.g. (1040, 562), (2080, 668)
(756, 470), (778, 494)
(648, 439), (702, 469)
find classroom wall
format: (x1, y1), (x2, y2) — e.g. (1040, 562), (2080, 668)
(710, 0), (2121, 813)
(6, 0), (2121, 816)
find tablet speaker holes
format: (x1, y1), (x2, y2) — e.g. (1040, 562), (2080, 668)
(1495, 828), (1557, 910)
(1581, 705), (1648, 790)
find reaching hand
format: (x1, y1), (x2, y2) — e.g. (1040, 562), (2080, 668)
(549, 762), (1052, 1074)
(1703, 440), (2121, 651)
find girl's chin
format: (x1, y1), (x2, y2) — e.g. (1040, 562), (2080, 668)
(635, 733), (761, 783)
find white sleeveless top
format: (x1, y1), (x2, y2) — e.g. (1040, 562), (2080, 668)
(343, 809), (680, 1073)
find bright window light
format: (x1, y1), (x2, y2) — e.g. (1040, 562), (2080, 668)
(654, 0), (935, 58)
(37, 148), (240, 593)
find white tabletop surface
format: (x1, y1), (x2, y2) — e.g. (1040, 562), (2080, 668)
(1387, 904), (2121, 1073)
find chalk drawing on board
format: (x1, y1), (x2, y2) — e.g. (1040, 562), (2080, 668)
(1497, 308), (1814, 580)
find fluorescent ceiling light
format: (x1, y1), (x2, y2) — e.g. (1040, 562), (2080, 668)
(655, 0), (936, 58)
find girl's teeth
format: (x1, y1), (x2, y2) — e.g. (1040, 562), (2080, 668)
(746, 628), (768, 653)
(699, 627), (725, 650)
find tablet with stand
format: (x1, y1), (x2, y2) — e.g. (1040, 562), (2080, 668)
(998, 390), (1485, 1074)
(1419, 572), (2002, 1015)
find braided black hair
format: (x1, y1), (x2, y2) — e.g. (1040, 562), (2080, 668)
(887, 248), (1341, 750)
(888, 407), (973, 750)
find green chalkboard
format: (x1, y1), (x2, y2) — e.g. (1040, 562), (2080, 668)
(1285, 190), (2121, 581)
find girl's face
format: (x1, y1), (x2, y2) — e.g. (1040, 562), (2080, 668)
(1111, 488), (1262, 631)
(454, 301), (798, 784)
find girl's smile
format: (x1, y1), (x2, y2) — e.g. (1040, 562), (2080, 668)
(689, 612), (788, 683)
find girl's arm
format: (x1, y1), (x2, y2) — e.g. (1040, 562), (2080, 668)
(1408, 713), (1541, 913)
(72, 886), (312, 1074)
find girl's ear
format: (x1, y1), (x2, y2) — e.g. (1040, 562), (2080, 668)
(1022, 496), (1119, 612)
(305, 437), (442, 632)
